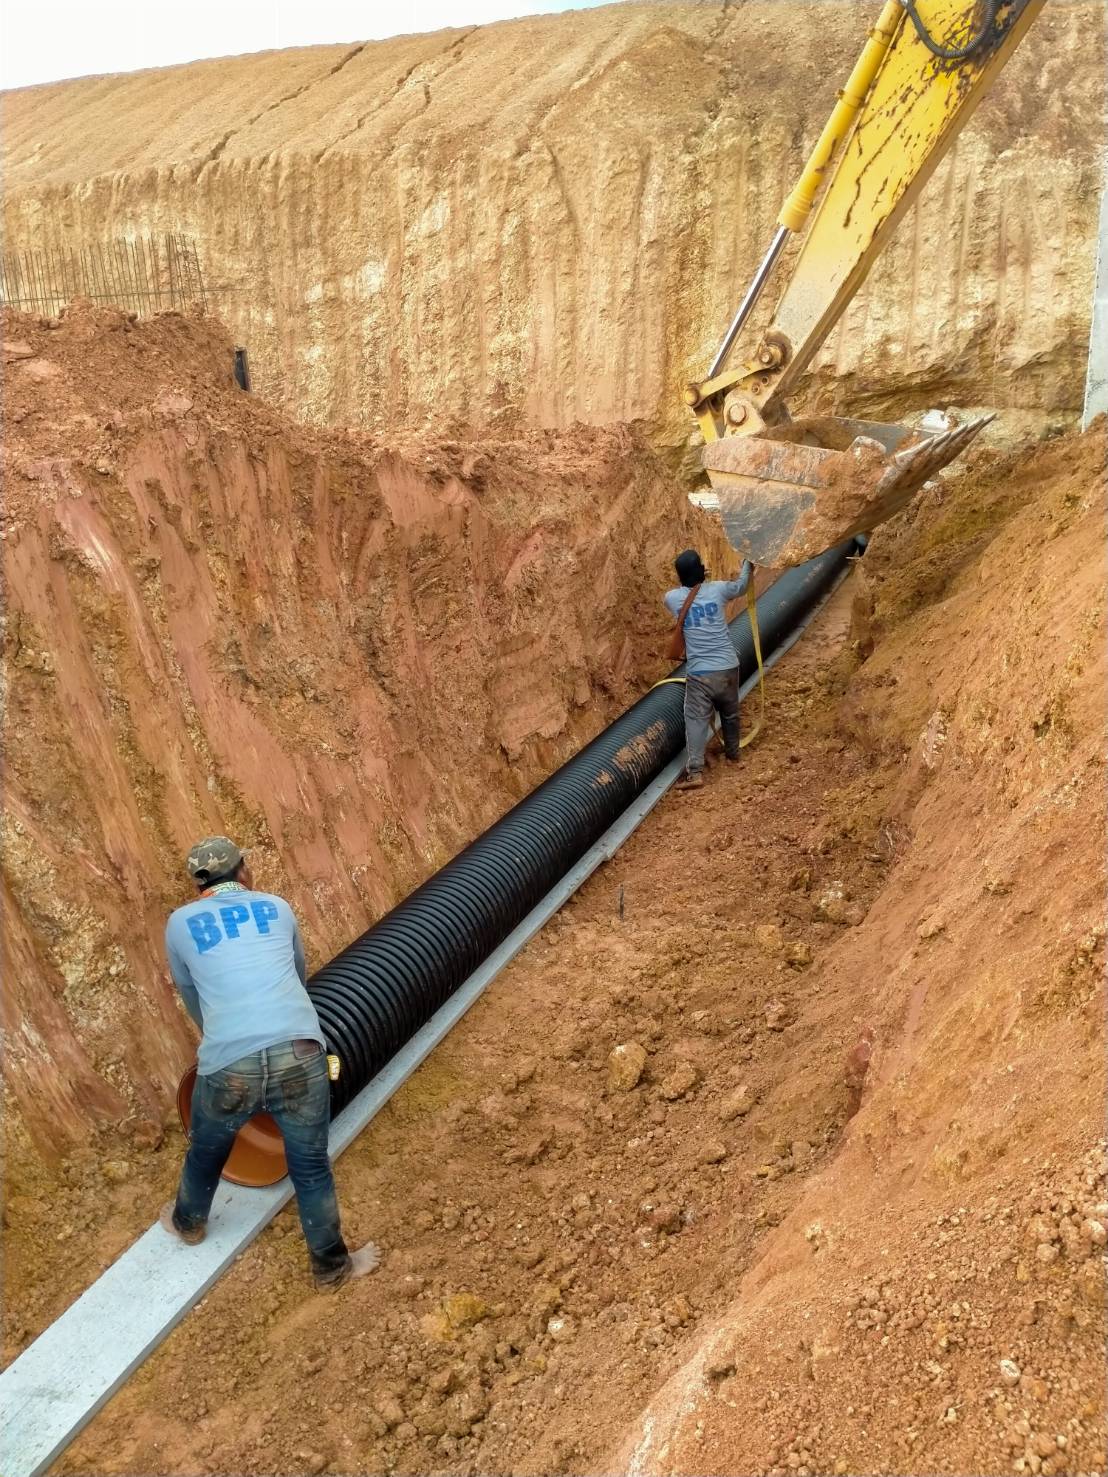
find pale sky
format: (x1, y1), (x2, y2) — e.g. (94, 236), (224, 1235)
(0, 0), (616, 90)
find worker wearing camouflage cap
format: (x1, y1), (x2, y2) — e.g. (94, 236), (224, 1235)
(161, 836), (378, 1289)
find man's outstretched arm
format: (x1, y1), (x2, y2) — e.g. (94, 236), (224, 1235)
(720, 559), (754, 601)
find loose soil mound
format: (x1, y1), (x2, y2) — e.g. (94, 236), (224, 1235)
(615, 422), (1108, 1477)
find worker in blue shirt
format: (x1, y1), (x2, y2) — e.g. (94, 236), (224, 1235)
(663, 548), (753, 790)
(162, 835), (378, 1290)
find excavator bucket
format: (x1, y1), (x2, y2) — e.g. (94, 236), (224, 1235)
(699, 414), (994, 568)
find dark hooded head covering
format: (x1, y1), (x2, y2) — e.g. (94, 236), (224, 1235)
(674, 549), (706, 588)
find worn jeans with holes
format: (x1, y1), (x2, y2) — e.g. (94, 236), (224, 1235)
(173, 1040), (351, 1284)
(684, 669), (741, 775)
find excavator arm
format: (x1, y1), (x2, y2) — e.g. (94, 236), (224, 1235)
(688, 0), (1047, 567)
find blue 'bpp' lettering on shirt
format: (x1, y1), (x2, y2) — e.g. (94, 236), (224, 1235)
(251, 900), (279, 933)
(187, 913), (223, 954)
(688, 601), (719, 628)
(186, 899), (281, 954)
(219, 903), (250, 937)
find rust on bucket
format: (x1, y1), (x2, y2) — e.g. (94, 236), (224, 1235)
(176, 1064), (289, 1188)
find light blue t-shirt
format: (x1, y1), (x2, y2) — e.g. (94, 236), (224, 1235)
(663, 563), (752, 676)
(165, 884), (324, 1076)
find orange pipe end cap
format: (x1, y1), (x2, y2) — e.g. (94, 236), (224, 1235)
(176, 1064), (289, 1188)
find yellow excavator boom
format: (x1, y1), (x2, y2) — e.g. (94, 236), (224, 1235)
(688, 0), (1048, 567)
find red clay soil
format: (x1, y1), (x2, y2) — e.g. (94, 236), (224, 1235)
(1, 298), (726, 1158)
(25, 423), (1105, 1476)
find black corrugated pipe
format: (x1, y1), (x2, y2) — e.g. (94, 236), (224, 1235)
(178, 538), (859, 1182)
(313, 538), (859, 1112)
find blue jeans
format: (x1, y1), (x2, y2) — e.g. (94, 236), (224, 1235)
(173, 1040), (351, 1285)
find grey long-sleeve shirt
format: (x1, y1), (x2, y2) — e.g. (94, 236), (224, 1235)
(165, 883), (324, 1076)
(663, 561), (753, 675)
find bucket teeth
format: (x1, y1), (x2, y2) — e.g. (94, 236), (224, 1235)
(877, 413), (995, 499)
(700, 411), (997, 568)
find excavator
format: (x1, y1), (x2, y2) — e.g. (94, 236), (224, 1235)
(687, 0), (1046, 568)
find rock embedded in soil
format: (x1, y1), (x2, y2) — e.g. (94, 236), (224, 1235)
(443, 1292), (490, 1327)
(22, 358), (61, 382)
(764, 999), (795, 1031)
(706, 1354), (738, 1380)
(917, 913), (946, 940)
(451, 1387), (490, 1429)
(128, 1118), (163, 1152)
(698, 1140), (728, 1165)
(813, 881), (849, 922)
(529, 1282), (563, 1319)
(719, 1084), (756, 1120)
(648, 1205), (683, 1235)
(754, 923), (785, 957)
(608, 1042), (647, 1092)
(421, 1292), (492, 1341)
(428, 1367), (456, 1395)
(659, 1061), (700, 1101)
(374, 1394), (405, 1429)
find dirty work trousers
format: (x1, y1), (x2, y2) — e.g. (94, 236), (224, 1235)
(173, 1039), (352, 1286)
(684, 668), (741, 776)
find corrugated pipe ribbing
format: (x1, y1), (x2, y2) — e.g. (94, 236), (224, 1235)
(312, 539), (859, 1114)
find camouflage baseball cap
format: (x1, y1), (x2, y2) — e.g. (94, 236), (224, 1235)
(186, 836), (243, 883)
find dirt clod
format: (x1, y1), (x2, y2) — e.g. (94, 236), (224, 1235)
(697, 1141), (728, 1166)
(659, 1062), (699, 1101)
(608, 1043), (647, 1093)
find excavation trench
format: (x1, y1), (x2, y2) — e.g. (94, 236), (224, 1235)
(84, 419), (1103, 1477)
(2, 541), (860, 1477)
(179, 542), (861, 1186)
(6, 305), (1104, 1477)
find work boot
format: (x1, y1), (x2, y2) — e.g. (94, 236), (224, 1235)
(160, 1202), (206, 1246)
(315, 1241), (382, 1292)
(674, 771), (704, 791)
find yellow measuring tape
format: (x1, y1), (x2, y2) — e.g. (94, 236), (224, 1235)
(651, 582), (766, 747)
